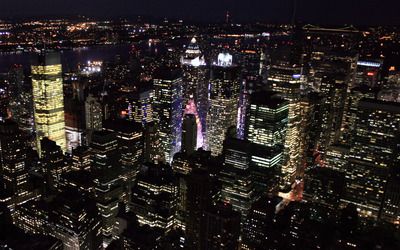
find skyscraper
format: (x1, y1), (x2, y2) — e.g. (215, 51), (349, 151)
(130, 163), (178, 231)
(181, 37), (208, 146)
(90, 130), (124, 244)
(8, 65), (34, 135)
(181, 114), (197, 155)
(207, 53), (240, 155)
(40, 137), (68, 191)
(31, 52), (66, 155)
(0, 120), (29, 203)
(85, 94), (103, 143)
(200, 203), (241, 250)
(267, 64), (304, 185)
(125, 86), (154, 126)
(245, 91), (288, 147)
(153, 67), (184, 163)
(220, 137), (255, 216)
(342, 99), (400, 219)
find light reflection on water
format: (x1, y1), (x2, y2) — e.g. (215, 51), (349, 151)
(0, 42), (164, 73)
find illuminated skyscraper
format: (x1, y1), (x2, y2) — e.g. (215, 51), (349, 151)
(354, 60), (382, 87)
(181, 37), (208, 147)
(31, 52), (66, 155)
(317, 73), (347, 150)
(8, 65), (34, 135)
(90, 130), (124, 244)
(342, 99), (400, 219)
(0, 120), (29, 204)
(180, 37), (206, 100)
(127, 87), (154, 126)
(153, 67), (184, 163)
(207, 53), (240, 155)
(340, 85), (378, 144)
(0, 73), (10, 121)
(245, 91), (288, 147)
(267, 65), (304, 184)
(130, 162), (178, 231)
(85, 94), (103, 143)
(220, 137), (255, 216)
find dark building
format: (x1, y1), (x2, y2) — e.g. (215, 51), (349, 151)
(242, 195), (282, 250)
(185, 168), (213, 249)
(200, 203), (241, 250)
(40, 137), (69, 192)
(182, 114), (197, 155)
(303, 166), (345, 210)
(130, 162), (178, 231)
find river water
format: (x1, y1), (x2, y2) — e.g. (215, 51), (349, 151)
(0, 44), (132, 73)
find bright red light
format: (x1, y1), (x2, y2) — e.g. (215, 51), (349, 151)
(367, 72), (375, 76)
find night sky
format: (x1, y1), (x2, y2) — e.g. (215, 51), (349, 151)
(1, 0), (400, 25)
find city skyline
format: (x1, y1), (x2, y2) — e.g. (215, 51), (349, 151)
(0, 4), (399, 250)
(0, 0), (399, 25)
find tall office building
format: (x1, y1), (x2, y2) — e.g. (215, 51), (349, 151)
(153, 67), (184, 163)
(90, 130), (124, 244)
(267, 64), (304, 184)
(342, 99), (400, 219)
(219, 137), (255, 216)
(354, 60), (382, 87)
(0, 120), (29, 203)
(125, 86), (154, 126)
(241, 195), (282, 249)
(180, 37), (208, 144)
(340, 85), (378, 144)
(103, 118), (143, 169)
(180, 37), (206, 100)
(64, 98), (85, 152)
(85, 94), (103, 143)
(317, 73), (347, 149)
(207, 53), (240, 155)
(246, 91), (288, 147)
(143, 122), (162, 163)
(185, 168), (213, 249)
(71, 146), (91, 171)
(130, 163), (178, 231)
(243, 91), (288, 193)
(8, 65), (34, 135)
(40, 137), (68, 191)
(103, 118), (144, 202)
(200, 203), (241, 250)
(90, 130), (118, 170)
(31, 52), (66, 155)
(0, 73), (10, 121)
(181, 114), (197, 155)
(299, 91), (327, 167)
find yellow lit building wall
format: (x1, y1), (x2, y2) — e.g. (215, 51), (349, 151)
(32, 63), (66, 155)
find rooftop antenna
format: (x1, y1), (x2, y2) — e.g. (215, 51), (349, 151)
(225, 11), (230, 24)
(291, 0), (298, 26)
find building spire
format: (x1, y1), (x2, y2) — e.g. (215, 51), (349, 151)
(225, 10), (230, 24)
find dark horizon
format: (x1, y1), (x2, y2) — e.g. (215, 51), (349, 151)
(1, 0), (400, 25)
